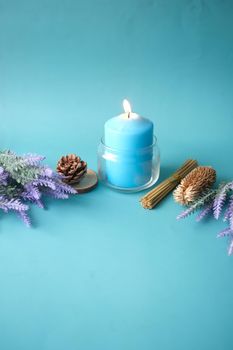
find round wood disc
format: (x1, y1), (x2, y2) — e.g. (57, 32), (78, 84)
(71, 169), (98, 194)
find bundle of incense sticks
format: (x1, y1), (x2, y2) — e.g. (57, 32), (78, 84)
(140, 159), (198, 209)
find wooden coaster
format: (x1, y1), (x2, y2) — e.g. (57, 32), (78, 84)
(71, 169), (98, 194)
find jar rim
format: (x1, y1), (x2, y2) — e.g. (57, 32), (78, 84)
(100, 135), (158, 152)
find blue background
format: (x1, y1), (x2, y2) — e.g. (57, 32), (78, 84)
(1, 1), (233, 349)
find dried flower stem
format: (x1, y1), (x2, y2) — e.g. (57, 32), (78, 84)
(140, 159), (198, 209)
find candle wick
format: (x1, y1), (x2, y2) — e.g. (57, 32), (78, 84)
(128, 112), (130, 119)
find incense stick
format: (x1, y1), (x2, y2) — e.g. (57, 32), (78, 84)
(140, 159), (198, 209)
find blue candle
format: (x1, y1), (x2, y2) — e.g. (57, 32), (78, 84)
(103, 100), (154, 188)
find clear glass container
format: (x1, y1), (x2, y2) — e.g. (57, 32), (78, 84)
(98, 136), (160, 192)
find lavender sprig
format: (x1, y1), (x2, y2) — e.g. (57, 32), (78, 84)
(34, 199), (44, 208)
(177, 181), (233, 256)
(224, 206), (231, 221)
(196, 203), (213, 222)
(18, 211), (31, 227)
(32, 177), (56, 190)
(23, 183), (41, 200)
(0, 195), (28, 213)
(0, 150), (76, 226)
(213, 182), (233, 219)
(177, 206), (195, 220)
(43, 188), (70, 199)
(217, 227), (232, 238)
(177, 189), (217, 220)
(228, 239), (233, 256)
(22, 154), (45, 166)
(227, 195), (233, 230)
(40, 167), (53, 178)
(53, 180), (77, 194)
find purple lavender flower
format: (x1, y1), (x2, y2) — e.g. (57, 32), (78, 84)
(0, 150), (76, 227)
(196, 203), (213, 222)
(213, 183), (231, 219)
(22, 193), (44, 208)
(21, 168), (76, 207)
(227, 195), (233, 230)
(228, 238), (233, 256)
(23, 183), (41, 201)
(53, 180), (77, 195)
(0, 196), (28, 213)
(177, 181), (233, 256)
(177, 206), (195, 220)
(224, 206), (231, 222)
(33, 177), (56, 190)
(40, 167), (53, 178)
(34, 199), (44, 208)
(18, 211), (31, 227)
(23, 154), (45, 166)
(43, 188), (70, 199)
(217, 227), (232, 238)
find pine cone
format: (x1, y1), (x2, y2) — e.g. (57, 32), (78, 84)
(173, 166), (216, 205)
(57, 154), (87, 184)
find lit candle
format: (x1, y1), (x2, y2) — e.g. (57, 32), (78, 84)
(103, 100), (154, 189)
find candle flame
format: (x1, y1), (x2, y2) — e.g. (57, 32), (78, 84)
(123, 99), (132, 114)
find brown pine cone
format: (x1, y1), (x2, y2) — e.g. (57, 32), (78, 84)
(57, 154), (87, 184)
(173, 166), (216, 205)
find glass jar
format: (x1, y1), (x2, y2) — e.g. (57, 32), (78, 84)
(98, 136), (160, 192)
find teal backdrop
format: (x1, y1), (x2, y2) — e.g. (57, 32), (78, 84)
(0, 1), (233, 349)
